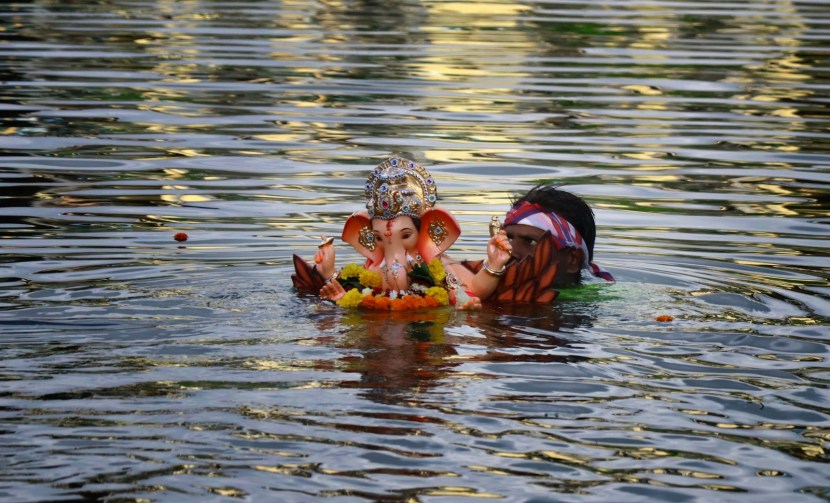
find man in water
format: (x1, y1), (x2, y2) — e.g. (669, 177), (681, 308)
(501, 184), (614, 287)
(294, 183), (612, 303)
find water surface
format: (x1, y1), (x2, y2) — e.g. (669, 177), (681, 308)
(1, 1), (829, 501)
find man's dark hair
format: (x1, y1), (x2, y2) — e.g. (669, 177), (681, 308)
(512, 184), (597, 261)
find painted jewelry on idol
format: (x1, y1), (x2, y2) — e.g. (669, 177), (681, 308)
(428, 219), (448, 245)
(358, 225), (375, 251)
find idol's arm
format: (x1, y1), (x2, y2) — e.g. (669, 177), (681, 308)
(291, 238), (343, 299)
(313, 240), (347, 300)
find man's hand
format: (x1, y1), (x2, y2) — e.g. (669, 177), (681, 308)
(486, 230), (512, 270)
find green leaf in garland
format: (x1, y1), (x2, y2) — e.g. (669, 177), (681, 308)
(408, 262), (436, 287)
(338, 276), (364, 291)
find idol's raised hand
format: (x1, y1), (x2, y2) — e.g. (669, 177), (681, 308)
(313, 236), (336, 281)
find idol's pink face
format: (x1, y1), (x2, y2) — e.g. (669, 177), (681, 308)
(370, 216), (419, 290)
(371, 216), (419, 255)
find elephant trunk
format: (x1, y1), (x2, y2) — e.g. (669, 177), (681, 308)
(381, 250), (412, 292)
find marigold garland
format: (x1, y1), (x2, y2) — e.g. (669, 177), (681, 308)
(428, 258), (446, 284)
(334, 261), (450, 311)
(340, 263), (364, 280)
(335, 288), (365, 308)
(425, 286), (450, 306)
(358, 269), (383, 289)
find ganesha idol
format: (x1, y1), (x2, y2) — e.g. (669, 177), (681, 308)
(292, 156), (560, 310)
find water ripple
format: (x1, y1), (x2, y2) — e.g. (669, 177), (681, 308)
(1, 0), (829, 501)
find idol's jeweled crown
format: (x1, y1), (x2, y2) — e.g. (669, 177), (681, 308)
(364, 156), (437, 220)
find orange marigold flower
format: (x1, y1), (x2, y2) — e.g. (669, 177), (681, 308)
(343, 287), (450, 311)
(392, 295), (419, 311)
(174, 232), (188, 242)
(362, 295), (391, 310)
(422, 296), (439, 308)
(361, 296), (377, 309)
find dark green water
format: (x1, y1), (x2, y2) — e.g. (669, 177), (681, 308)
(1, 1), (828, 501)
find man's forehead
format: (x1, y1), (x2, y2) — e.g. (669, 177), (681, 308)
(505, 224), (546, 239)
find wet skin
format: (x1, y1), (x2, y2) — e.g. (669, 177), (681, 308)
(504, 223), (583, 287)
(504, 224), (546, 261)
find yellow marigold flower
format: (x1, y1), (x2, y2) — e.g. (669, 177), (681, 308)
(336, 288), (366, 308)
(340, 263), (365, 280)
(425, 286), (450, 306)
(358, 269), (382, 289)
(428, 258), (446, 284)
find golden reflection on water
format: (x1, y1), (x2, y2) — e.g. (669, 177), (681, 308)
(159, 189), (213, 204)
(422, 486), (500, 498)
(1, 2), (827, 501)
(96, 0), (823, 175)
(209, 487), (246, 498)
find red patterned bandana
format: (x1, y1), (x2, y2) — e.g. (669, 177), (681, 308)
(505, 202), (614, 282)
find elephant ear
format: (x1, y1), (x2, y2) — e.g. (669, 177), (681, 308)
(342, 210), (383, 264)
(418, 207), (461, 262)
